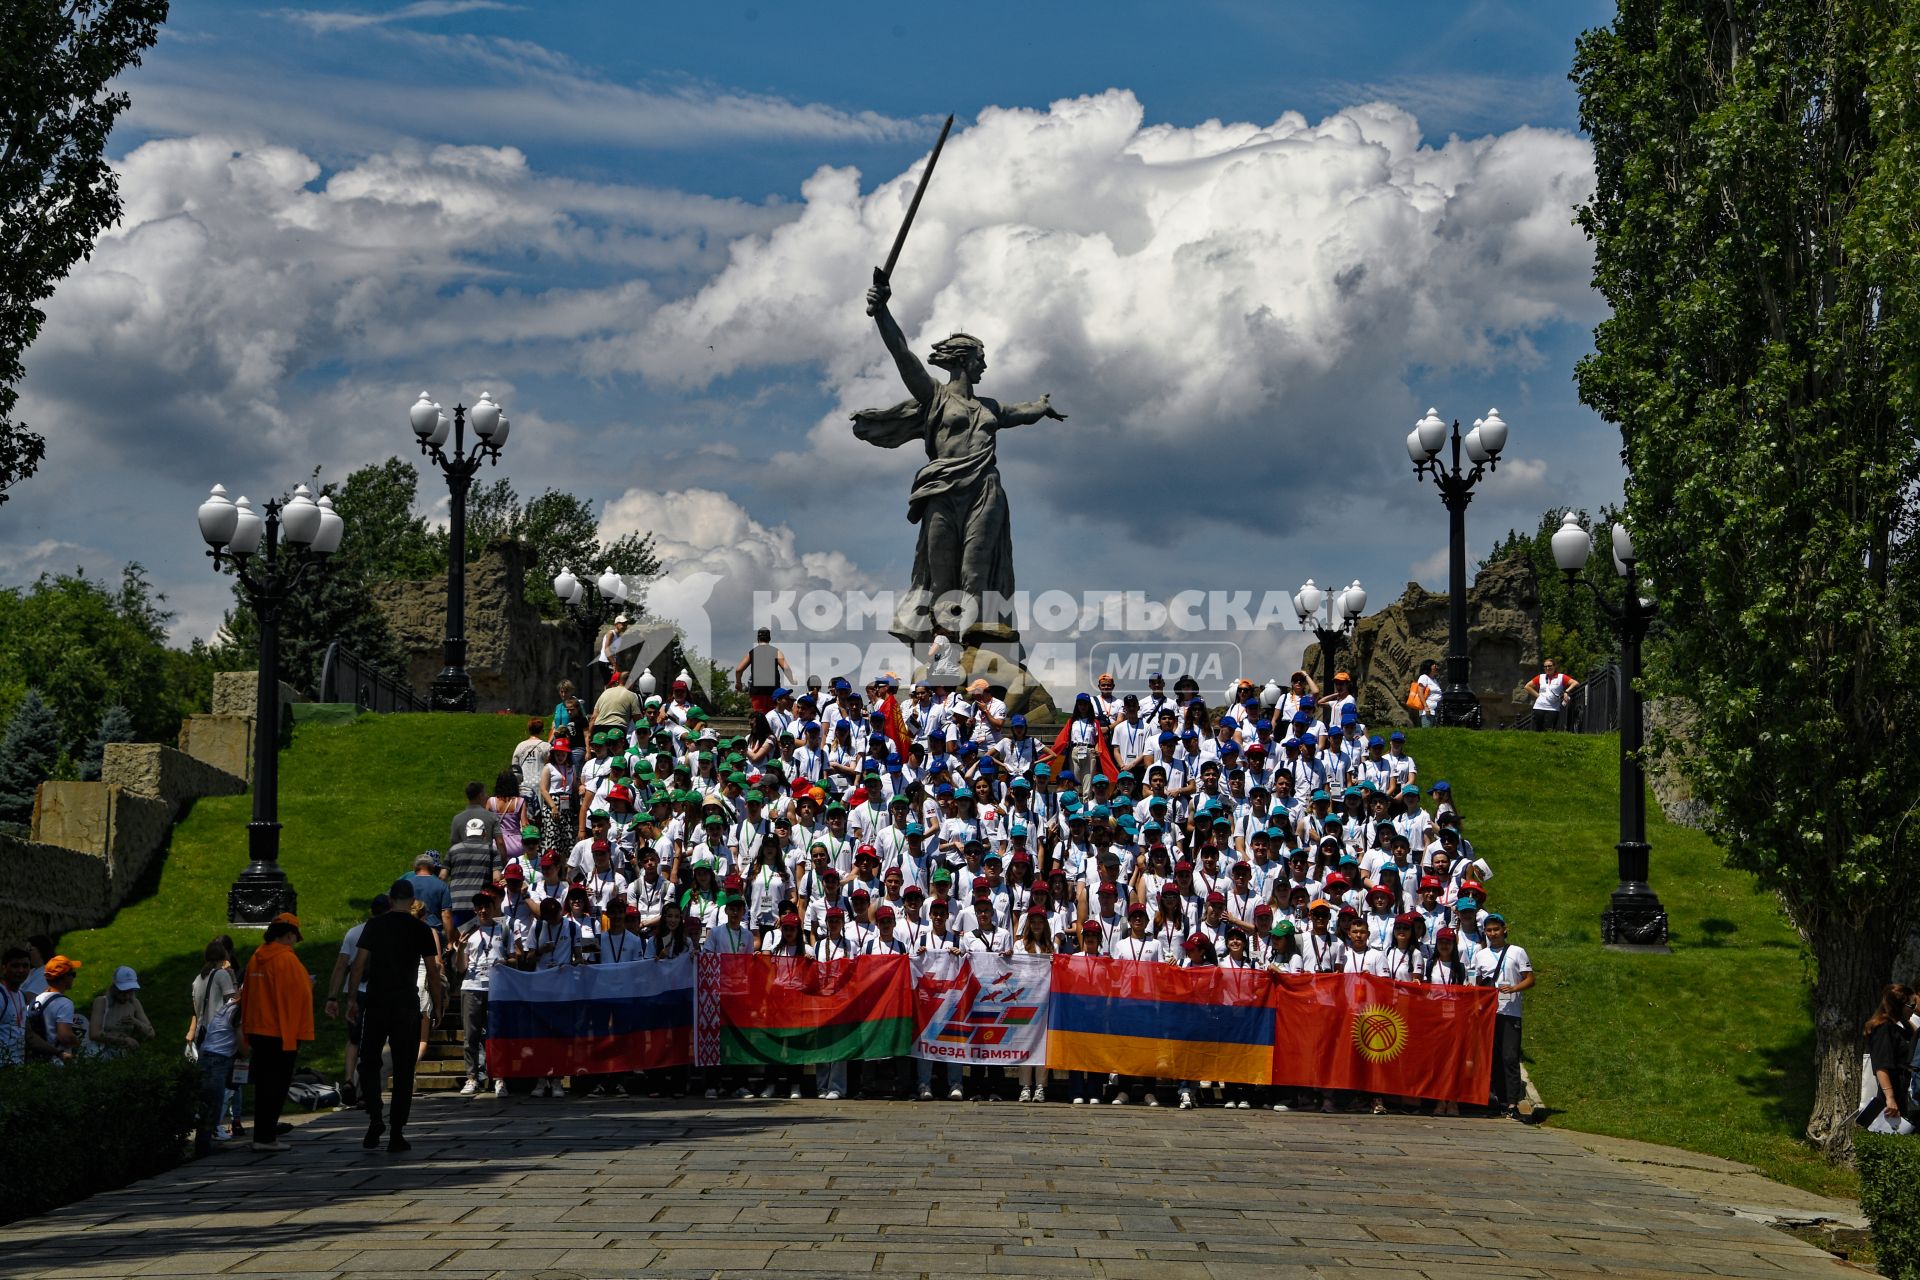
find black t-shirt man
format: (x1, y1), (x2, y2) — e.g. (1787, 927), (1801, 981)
(356, 908), (439, 1009)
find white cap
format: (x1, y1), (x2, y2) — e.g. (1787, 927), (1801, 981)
(112, 965), (140, 991)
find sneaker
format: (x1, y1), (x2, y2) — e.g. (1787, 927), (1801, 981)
(1178, 1089), (1195, 1110)
(948, 1087), (964, 1101)
(1018, 1087), (1033, 1103)
(821, 1090), (842, 1101)
(789, 1087), (802, 1100)
(1110, 1091), (1129, 1105)
(459, 1079), (479, 1096)
(1272, 1103), (1291, 1112)
(493, 1079), (507, 1098)
(388, 1135), (412, 1154)
(1033, 1089), (1046, 1104)
(704, 1087), (719, 1099)
(1072, 1097), (1085, 1105)
(918, 1085), (933, 1101)
(761, 1084), (779, 1099)
(250, 1140), (291, 1153)
(1144, 1093), (1160, 1107)
(212, 1127), (234, 1142)
(1321, 1100), (1336, 1114)
(732, 1088), (753, 1099)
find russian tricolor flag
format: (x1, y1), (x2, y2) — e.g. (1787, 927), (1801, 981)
(486, 954), (694, 1078)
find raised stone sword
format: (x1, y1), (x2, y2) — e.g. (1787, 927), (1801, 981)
(867, 113), (956, 316)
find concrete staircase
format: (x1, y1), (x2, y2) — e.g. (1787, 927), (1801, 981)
(416, 1007), (470, 1093)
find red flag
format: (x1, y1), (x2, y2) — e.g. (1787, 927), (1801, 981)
(1049, 718), (1120, 785)
(1271, 973), (1495, 1106)
(880, 691), (908, 760)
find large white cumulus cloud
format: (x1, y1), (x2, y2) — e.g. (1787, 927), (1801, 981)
(608, 90), (1596, 532)
(22, 134), (784, 482)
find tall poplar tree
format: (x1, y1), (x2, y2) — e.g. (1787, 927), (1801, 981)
(1575, 2), (1920, 1154)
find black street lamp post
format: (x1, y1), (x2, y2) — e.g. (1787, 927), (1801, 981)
(552, 565), (629, 704)
(1292, 578), (1366, 701)
(1551, 511), (1670, 950)
(1405, 407), (1511, 728)
(409, 391), (510, 712)
(196, 483), (343, 924)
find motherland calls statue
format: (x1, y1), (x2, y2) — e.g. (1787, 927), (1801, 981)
(847, 117), (1067, 648)
(853, 279), (1067, 645)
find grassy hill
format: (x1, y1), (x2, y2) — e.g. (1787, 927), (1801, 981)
(44, 714), (1845, 1196)
(1398, 727), (1846, 1197)
(50, 710), (526, 1085)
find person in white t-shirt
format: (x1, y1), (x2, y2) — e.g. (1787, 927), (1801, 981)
(458, 890), (510, 1097)
(1412, 660), (1442, 728)
(1525, 659), (1579, 732)
(1471, 913), (1535, 1117)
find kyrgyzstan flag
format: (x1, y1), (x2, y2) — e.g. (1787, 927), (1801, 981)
(694, 953), (914, 1067)
(1272, 973), (1496, 1106)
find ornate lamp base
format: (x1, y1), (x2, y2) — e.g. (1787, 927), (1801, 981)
(229, 827), (297, 925)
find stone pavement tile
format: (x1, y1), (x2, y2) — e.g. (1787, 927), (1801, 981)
(759, 1247), (880, 1271)
(880, 1251), (994, 1272)
(126, 1252), (260, 1275)
(553, 1247), (663, 1270)
(328, 1249), (457, 1271)
(1203, 1265), (1323, 1280)
(442, 1248), (572, 1270)
(1096, 1262), (1216, 1280)
(983, 1255), (1101, 1275)
(643, 1246), (777, 1270)
(226, 1254), (349, 1273)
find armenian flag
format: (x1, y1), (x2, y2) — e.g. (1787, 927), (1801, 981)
(695, 953), (914, 1067)
(486, 954), (693, 1078)
(1045, 955), (1277, 1085)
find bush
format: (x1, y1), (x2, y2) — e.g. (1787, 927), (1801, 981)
(1858, 1132), (1920, 1277)
(0, 1049), (197, 1224)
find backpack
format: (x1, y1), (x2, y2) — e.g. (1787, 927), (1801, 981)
(26, 992), (63, 1062)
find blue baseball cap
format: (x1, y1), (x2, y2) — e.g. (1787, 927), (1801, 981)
(1158, 731), (1178, 743)
(1390, 731), (1406, 741)
(772, 687), (790, 700)
(1432, 781), (1452, 792)
(905, 821), (925, 836)
(1010, 714), (1026, 727)
(1368, 735), (1384, 747)
(1290, 712), (1311, 725)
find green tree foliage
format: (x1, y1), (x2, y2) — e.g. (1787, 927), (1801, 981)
(0, 0), (171, 505)
(0, 565), (211, 749)
(1574, 0), (1920, 1155)
(0, 688), (61, 825)
(78, 703), (133, 781)
(220, 460), (661, 693)
(462, 477), (659, 617)
(218, 465), (415, 696)
(1481, 506), (1629, 677)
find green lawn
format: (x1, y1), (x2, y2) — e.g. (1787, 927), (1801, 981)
(1398, 727), (1851, 1199)
(52, 711), (525, 1083)
(47, 714), (1846, 1197)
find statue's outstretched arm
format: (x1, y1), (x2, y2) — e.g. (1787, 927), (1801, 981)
(866, 281), (936, 403)
(998, 394), (1069, 428)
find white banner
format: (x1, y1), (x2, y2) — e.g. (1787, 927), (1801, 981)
(911, 952), (1051, 1067)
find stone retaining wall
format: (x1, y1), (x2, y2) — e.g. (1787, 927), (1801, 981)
(14, 742), (249, 944)
(0, 833), (113, 943)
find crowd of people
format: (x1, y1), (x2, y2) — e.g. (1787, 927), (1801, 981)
(400, 661), (1536, 1121)
(0, 659), (1549, 1161)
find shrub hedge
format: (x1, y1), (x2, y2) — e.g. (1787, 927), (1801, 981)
(1858, 1132), (1920, 1278)
(0, 1049), (197, 1224)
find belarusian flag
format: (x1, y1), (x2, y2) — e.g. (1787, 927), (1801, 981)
(695, 953), (913, 1066)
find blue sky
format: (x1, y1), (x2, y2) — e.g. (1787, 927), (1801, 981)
(3, 0), (1625, 691)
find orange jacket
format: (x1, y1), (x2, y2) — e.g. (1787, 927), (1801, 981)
(240, 940), (315, 1050)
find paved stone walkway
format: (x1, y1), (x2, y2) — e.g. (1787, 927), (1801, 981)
(0, 1098), (1854, 1279)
